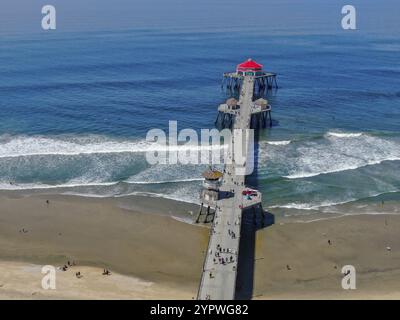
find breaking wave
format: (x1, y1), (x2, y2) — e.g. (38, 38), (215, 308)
(269, 190), (400, 211)
(0, 181), (118, 191)
(267, 140), (291, 146)
(279, 132), (400, 179)
(1, 131), (399, 213)
(0, 135), (227, 159)
(270, 199), (357, 210)
(325, 131), (363, 138)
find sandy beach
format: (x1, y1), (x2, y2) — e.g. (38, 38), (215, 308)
(1, 193), (400, 299)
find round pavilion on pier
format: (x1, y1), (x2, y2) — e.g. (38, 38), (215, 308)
(236, 59), (264, 77)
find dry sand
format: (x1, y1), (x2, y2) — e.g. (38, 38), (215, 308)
(0, 193), (400, 299)
(0, 261), (188, 300)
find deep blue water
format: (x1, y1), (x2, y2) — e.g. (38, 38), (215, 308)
(0, 29), (399, 218)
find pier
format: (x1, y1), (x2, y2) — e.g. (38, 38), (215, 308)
(197, 59), (273, 300)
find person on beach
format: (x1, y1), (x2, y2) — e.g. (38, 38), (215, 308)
(102, 269), (111, 275)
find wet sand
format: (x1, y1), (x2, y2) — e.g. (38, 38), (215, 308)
(1, 193), (400, 299)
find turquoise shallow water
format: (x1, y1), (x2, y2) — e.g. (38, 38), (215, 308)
(0, 29), (399, 218)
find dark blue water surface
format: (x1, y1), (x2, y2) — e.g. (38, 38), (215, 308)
(0, 29), (399, 218)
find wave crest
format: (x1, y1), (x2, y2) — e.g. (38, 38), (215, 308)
(261, 132), (400, 179)
(326, 131), (363, 138)
(267, 140), (291, 146)
(0, 135), (227, 159)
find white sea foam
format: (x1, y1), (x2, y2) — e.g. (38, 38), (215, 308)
(0, 177), (201, 205)
(326, 132), (363, 138)
(270, 199), (356, 210)
(114, 191), (200, 204)
(0, 181), (119, 191)
(284, 157), (400, 179)
(267, 140), (291, 146)
(0, 177), (203, 191)
(280, 132), (400, 179)
(0, 135), (227, 159)
(124, 162), (217, 186)
(127, 178), (203, 184)
(0, 180), (201, 206)
(171, 215), (200, 225)
(270, 190), (400, 211)
(2, 131), (399, 213)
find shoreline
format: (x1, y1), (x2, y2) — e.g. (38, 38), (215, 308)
(1, 193), (400, 299)
(4, 188), (400, 225)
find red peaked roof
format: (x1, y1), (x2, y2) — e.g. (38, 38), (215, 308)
(237, 59), (263, 72)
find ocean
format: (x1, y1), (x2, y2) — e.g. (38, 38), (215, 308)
(1, 29), (399, 220)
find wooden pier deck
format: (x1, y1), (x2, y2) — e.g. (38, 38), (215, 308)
(198, 77), (256, 300)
